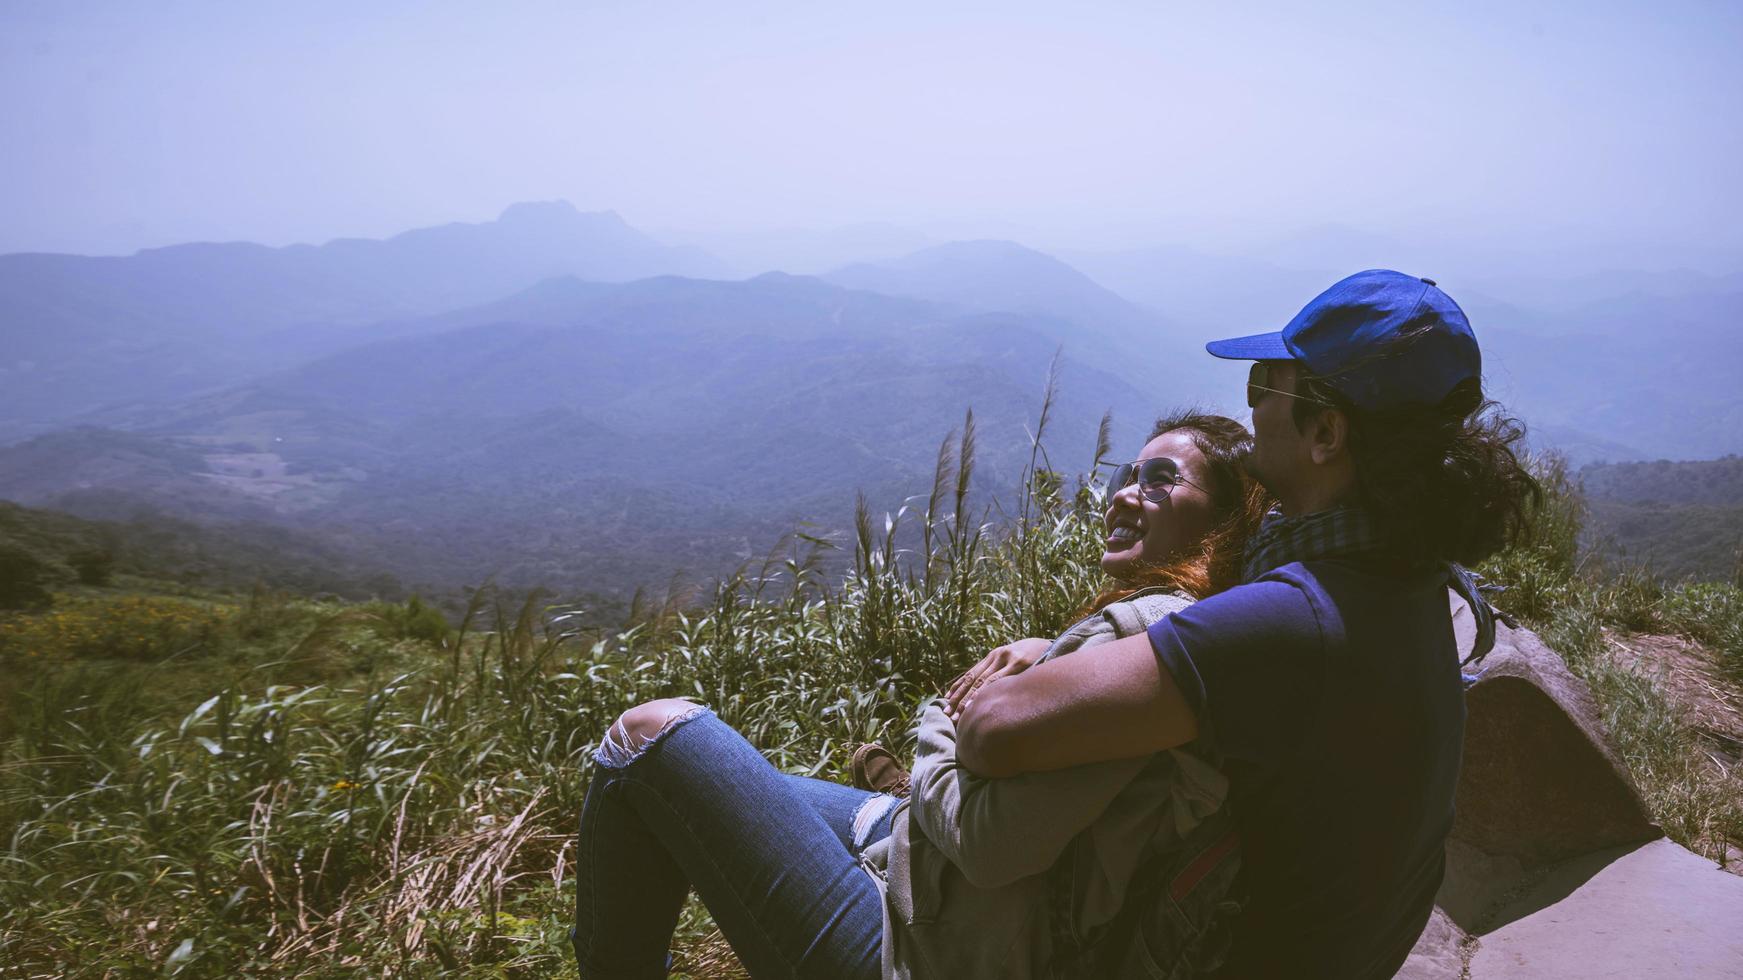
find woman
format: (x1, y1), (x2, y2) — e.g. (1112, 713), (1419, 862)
(572, 411), (1267, 979)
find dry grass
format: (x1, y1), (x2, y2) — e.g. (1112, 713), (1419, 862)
(2, 441), (1739, 976)
(0, 412), (1112, 976)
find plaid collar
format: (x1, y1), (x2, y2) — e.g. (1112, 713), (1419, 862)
(1241, 504), (1504, 674)
(1240, 506), (1384, 583)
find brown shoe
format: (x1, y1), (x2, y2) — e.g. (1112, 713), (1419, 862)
(849, 742), (911, 798)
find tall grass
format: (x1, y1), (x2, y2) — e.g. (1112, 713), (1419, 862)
(3, 436), (1740, 976)
(0, 420), (1110, 976)
(1479, 453), (1743, 865)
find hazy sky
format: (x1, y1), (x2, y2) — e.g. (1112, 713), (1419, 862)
(3, 0), (1740, 269)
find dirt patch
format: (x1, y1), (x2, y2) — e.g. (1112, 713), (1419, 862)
(1607, 631), (1743, 755)
(1605, 630), (1743, 876)
(205, 452), (294, 481)
(197, 452), (353, 514)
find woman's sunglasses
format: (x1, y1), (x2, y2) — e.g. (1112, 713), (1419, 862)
(1108, 457), (1206, 503)
(1247, 361), (1334, 409)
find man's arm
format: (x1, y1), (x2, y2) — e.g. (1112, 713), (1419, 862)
(956, 629), (1198, 777)
(908, 700), (1146, 888)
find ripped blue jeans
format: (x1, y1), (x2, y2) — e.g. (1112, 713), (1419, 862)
(572, 706), (900, 979)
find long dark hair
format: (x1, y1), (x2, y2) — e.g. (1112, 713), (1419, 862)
(1294, 376), (1541, 566)
(1079, 410), (1271, 615)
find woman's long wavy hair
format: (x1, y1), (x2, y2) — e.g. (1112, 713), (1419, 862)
(1078, 410), (1271, 617)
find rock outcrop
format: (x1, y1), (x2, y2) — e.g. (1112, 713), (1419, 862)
(1396, 599), (1743, 978)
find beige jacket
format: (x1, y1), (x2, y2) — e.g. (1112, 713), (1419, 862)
(856, 589), (1229, 979)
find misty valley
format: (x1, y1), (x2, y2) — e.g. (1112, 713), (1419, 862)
(3, 201), (1740, 609)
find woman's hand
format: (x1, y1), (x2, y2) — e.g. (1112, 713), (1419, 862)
(946, 637), (1052, 721)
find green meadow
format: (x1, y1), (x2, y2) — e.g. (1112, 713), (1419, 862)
(3, 431), (1740, 978)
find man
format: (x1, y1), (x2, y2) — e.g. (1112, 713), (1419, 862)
(958, 269), (1540, 978)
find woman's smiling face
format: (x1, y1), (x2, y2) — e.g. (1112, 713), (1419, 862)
(1100, 430), (1218, 581)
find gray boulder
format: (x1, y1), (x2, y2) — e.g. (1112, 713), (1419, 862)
(1397, 598), (1743, 978)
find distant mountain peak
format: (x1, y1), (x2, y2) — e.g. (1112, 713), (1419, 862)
(495, 200), (628, 230)
(894, 239), (1052, 264)
(924, 238), (1032, 253)
(498, 199), (578, 220)
(810, 238), (1182, 374)
(822, 238), (1141, 319)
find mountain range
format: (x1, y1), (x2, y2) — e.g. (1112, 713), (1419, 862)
(2, 202), (1738, 599)
(0, 202), (724, 439)
(0, 265), (1162, 596)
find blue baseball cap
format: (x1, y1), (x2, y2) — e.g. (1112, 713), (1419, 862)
(1205, 269), (1481, 411)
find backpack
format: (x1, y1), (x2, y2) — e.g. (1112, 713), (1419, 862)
(1047, 804), (1246, 980)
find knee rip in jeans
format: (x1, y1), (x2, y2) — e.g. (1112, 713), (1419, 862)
(595, 703), (709, 769)
(851, 793), (901, 850)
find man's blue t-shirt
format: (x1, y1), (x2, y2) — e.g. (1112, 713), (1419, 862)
(1147, 558), (1464, 980)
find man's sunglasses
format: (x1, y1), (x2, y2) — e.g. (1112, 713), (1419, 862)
(1247, 361), (1334, 409)
(1108, 457), (1206, 503)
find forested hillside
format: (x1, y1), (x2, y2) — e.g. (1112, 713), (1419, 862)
(0, 500), (411, 604)
(0, 272), (1180, 600)
(1581, 457), (1743, 582)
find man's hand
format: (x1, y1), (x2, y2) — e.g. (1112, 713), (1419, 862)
(946, 637), (1052, 721)
(956, 631), (1199, 777)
